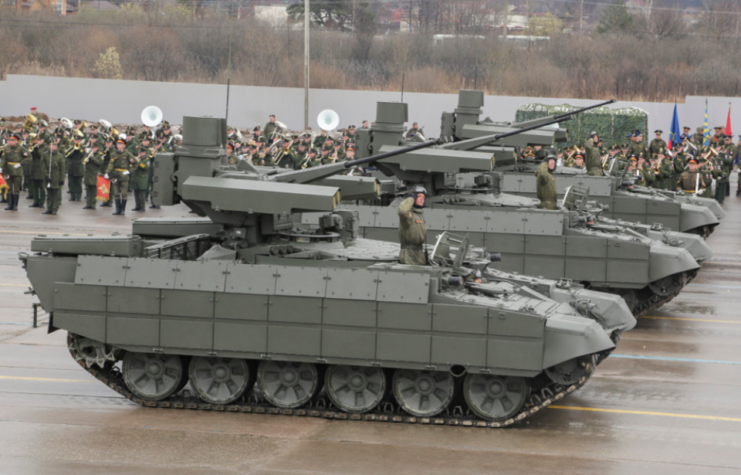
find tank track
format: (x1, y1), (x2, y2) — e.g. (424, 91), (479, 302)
(623, 270), (696, 320)
(67, 334), (598, 429)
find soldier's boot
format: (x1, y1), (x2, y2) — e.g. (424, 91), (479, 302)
(4, 194), (14, 211)
(120, 199), (127, 215)
(42, 209), (53, 215)
(102, 197), (112, 207)
(112, 199), (122, 216)
(11, 194), (19, 211)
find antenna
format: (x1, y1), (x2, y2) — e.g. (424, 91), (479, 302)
(225, 0), (236, 123)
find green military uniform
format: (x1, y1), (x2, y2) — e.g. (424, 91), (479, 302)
(648, 137), (667, 156)
(106, 147), (136, 215)
(712, 159), (727, 203)
(642, 162), (657, 188)
(720, 144), (734, 197)
(0, 141), (29, 211)
(289, 149), (308, 170)
(43, 148), (66, 215)
(29, 144), (49, 208)
(678, 168), (705, 194)
(656, 157), (673, 190)
(397, 196), (427, 265)
(83, 150), (104, 209)
(131, 154), (150, 212)
(536, 162), (558, 210)
(306, 152), (322, 168)
(628, 140), (645, 160)
(65, 144), (85, 201)
(584, 137), (602, 176)
(264, 121), (278, 141)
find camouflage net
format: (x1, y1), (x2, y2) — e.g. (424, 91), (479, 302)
(515, 104), (648, 149)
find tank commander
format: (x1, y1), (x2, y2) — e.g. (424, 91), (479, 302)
(536, 155), (558, 210)
(397, 186), (427, 265)
(405, 122), (421, 139)
(584, 131), (603, 176)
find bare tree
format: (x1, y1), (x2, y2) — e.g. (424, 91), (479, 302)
(697, 0), (738, 41)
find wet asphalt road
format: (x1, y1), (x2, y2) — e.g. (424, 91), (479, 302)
(0, 185), (740, 474)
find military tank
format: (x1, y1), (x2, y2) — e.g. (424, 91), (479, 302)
(21, 116), (635, 428)
(438, 90), (723, 236)
(342, 102), (701, 317)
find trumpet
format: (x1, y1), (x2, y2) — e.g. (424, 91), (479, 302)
(82, 150), (94, 165)
(65, 143), (82, 157)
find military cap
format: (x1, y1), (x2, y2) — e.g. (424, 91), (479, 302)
(524, 152), (536, 158)
(654, 130), (663, 134)
(610, 144), (619, 150)
(573, 153), (584, 160)
(714, 126), (722, 129)
(226, 142), (234, 150)
(31, 107), (37, 112)
(348, 125), (356, 130)
(307, 148), (317, 155)
(116, 137), (126, 145)
(589, 131), (598, 137)
(256, 136), (266, 143)
(346, 146), (355, 152)
(625, 133), (633, 138)
(687, 157), (698, 164)
(8, 133), (20, 141)
(682, 126), (690, 130)
(73, 129), (84, 139)
(324, 136), (333, 142)
(162, 122), (171, 130)
(628, 154), (638, 161)
(253, 126), (261, 132)
(632, 130), (642, 137)
(680, 133), (691, 140)
(74, 119), (82, 125)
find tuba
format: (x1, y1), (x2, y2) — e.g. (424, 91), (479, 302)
(316, 109), (340, 131)
(24, 114), (37, 130)
(99, 119), (112, 132)
(141, 106), (163, 127)
(60, 118), (74, 129)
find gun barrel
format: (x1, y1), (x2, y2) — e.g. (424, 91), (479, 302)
(549, 99), (617, 121)
(343, 139), (440, 168)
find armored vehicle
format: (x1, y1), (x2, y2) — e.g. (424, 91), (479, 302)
(345, 102), (701, 317)
(21, 116), (635, 428)
(437, 90), (723, 236)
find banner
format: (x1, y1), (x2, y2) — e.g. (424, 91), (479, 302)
(725, 103), (732, 138)
(0, 175), (7, 200)
(96, 175), (111, 201)
(668, 103), (680, 149)
(703, 99), (710, 147)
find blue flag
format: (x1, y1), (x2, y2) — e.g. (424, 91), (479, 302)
(668, 103), (680, 149)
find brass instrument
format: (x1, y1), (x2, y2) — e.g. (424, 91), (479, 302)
(65, 143), (82, 158)
(82, 150), (94, 165)
(23, 114), (37, 130)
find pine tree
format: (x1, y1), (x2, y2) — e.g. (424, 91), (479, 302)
(93, 47), (123, 80)
(597, 1), (635, 34)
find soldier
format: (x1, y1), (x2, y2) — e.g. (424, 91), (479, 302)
(721, 135), (735, 197)
(264, 115), (279, 141)
(131, 149), (150, 212)
(628, 130), (645, 159)
(584, 131), (603, 176)
(100, 135), (115, 208)
(0, 134), (29, 211)
(42, 139), (66, 215)
(82, 143), (104, 210)
(573, 153), (585, 170)
(655, 150), (673, 190)
(405, 122), (421, 139)
(28, 135), (48, 208)
(713, 156), (728, 204)
(693, 127), (705, 149)
(314, 129), (330, 148)
(226, 143), (238, 165)
(712, 126), (725, 146)
(251, 126), (261, 141)
(105, 138), (136, 216)
(678, 157), (705, 194)
(649, 130), (667, 156)
(644, 155), (658, 188)
(319, 147), (332, 165)
(397, 186), (427, 266)
(290, 142), (308, 169)
(306, 149), (322, 168)
(536, 155), (558, 210)
(361, 120), (369, 129)
(65, 132), (86, 202)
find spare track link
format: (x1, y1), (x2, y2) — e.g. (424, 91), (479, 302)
(67, 334), (596, 429)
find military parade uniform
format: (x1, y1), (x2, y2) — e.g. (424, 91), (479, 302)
(29, 144), (49, 208)
(106, 147), (136, 215)
(65, 143), (85, 201)
(584, 137), (602, 177)
(536, 161), (557, 210)
(0, 140), (29, 211)
(43, 148), (66, 215)
(131, 153), (150, 212)
(397, 196), (427, 266)
(83, 150), (104, 209)
(648, 134), (667, 156)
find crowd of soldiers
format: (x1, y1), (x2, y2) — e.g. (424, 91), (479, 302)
(0, 109), (387, 216)
(528, 127), (739, 205)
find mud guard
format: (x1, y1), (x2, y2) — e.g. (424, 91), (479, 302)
(542, 315), (616, 368)
(679, 203), (719, 234)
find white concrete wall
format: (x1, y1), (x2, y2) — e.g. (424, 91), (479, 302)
(1, 75), (739, 140)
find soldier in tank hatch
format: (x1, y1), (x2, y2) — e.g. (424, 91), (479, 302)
(397, 186), (428, 266)
(536, 155), (558, 210)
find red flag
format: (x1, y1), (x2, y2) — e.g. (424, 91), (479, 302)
(96, 175), (111, 201)
(726, 103), (732, 137)
(0, 175), (8, 200)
